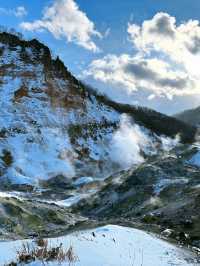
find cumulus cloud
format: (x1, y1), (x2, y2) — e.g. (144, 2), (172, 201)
(83, 53), (195, 101)
(127, 12), (200, 70)
(20, 0), (101, 52)
(83, 12), (200, 113)
(0, 6), (27, 18)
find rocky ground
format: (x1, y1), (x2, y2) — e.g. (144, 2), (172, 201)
(71, 144), (200, 250)
(1, 144), (200, 254)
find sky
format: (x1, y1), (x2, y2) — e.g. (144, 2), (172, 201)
(1, 0), (200, 114)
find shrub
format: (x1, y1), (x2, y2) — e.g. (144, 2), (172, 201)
(1, 149), (13, 166)
(6, 238), (78, 265)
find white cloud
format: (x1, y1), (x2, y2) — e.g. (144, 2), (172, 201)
(0, 6), (27, 18)
(127, 12), (200, 77)
(83, 53), (197, 100)
(104, 28), (111, 38)
(14, 6), (27, 17)
(83, 13), (200, 113)
(20, 0), (101, 52)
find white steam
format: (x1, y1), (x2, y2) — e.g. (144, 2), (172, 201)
(160, 135), (180, 151)
(109, 114), (180, 169)
(110, 114), (150, 168)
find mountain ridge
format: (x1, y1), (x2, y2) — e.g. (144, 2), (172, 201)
(175, 105), (200, 126)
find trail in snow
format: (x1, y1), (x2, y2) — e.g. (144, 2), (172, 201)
(0, 225), (198, 266)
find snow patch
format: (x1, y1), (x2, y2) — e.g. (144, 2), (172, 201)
(0, 191), (23, 200)
(74, 176), (94, 186)
(1, 225), (197, 266)
(154, 178), (189, 195)
(189, 151), (200, 167)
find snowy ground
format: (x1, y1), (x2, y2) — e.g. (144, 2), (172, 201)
(189, 151), (200, 167)
(0, 225), (198, 266)
(187, 144), (200, 168)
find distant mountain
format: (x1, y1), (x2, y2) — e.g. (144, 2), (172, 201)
(175, 106), (200, 126)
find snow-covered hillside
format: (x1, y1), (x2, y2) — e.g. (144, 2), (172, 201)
(0, 33), (120, 188)
(1, 225), (198, 266)
(0, 32), (195, 191)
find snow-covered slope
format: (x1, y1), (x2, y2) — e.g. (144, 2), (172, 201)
(0, 33), (120, 188)
(1, 225), (198, 266)
(0, 32), (196, 191)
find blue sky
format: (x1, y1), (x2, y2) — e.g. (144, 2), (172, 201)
(1, 0), (199, 74)
(1, 0), (200, 113)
